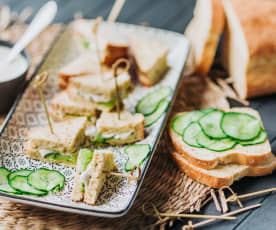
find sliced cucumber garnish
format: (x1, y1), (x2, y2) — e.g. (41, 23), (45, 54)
(45, 152), (78, 164)
(8, 169), (32, 181)
(9, 175), (47, 196)
(199, 110), (227, 139)
(182, 122), (203, 148)
(196, 131), (237, 152)
(201, 108), (216, 114)
(78, 149), (94, 174)
(239, 131), (267, 146)
(0, 168), (19, 194)
(145, 99), (169, 127)
(28, 168), (65, 192)
(136, 87), (172, 116)
(125, 144), (151, 171)
(172, 111), (205, 135)
(97, 100), (116, 109)
(221, 112), (262, 141)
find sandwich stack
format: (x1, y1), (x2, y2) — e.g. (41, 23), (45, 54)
(169, 107), (276, 188)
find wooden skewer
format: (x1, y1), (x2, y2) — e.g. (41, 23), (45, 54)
(227, 187), (276, 203)
(220, 186), (243, 208)
(112, 58), (130, 120)
(92, 16), (105, 80)
(184, 203), (261, 229)
(218, 188), (229, 213)
(211, 189), (222, 213)
(107, 0), (126, 22)
(33, 72), (54, 135)
(141, 203), (236, 221)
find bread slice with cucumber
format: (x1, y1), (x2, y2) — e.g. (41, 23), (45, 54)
(169, 107), (271, 170)
(171, 150), (276, 188)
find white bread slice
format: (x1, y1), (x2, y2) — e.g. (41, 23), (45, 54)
(129, 36), (169, 87)
(58, 53), (103, 89)
(171, 150), (276, 188)
(169, 107), (271, 170)
(184, 0), (225, 75)
(50, 91), (97, 121)
(68, 71), (130, 101)
(222, 0), (276, 99)
(95, 111), (144, 145)
(72, 19), (129, 66)
(25, 117), (87, 155)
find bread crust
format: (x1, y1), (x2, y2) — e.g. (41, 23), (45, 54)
(171, 150), (276, 188)
(196, 0), (225, 75)
(169, 108), (271, 170)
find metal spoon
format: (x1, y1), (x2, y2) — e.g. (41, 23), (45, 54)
(6, 1), (57, 63)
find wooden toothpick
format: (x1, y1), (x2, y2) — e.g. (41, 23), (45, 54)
(92, 16), (104, 80)
(182, 203), (261, 229)
(103, 166), (140, 183)
(211, 189), (222, 213)
(33, 72), (54, 135)
(219, 186), (244, 209)
(141, 203), (236, 221)
(111, 58), (130, 120)
(107, 0), (126, 22)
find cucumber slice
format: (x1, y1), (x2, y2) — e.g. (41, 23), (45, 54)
(9, 176), (47, 196)
(136, 87), (172, 115)
(28, 168), (65, 192)
(45, 152), (78, 164)
(199, 110), (227, 139)
(98, 100), (116, 109)
(78, 149), (94, 174)
(172, 111), (205, 135)
(8, 169), (33, 181)
(196, 131), (237, 152)
(0, 168), (19, 194)
(201, 108), (216, 114)
(144, 99), (169, 127)
(239, 130), (267, 146)
(125, 144), (151, 171)
(221, 112), (262, 141)
(182, 122), (203, 148)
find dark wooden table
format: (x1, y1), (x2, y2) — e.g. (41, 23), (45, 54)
(2, 0), (276, 229)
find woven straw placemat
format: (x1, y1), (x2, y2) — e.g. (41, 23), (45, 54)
(0, 24), (232, 230)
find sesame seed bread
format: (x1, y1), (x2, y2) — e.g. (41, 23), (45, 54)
(25, 117), (87, 155)
(50, 91), (97, 121)
(171, 150), (276, 188)
(222, 0), (276, 99)
(184, 0), (225, 75)
(169, 107), (271, 170)
(129, 36), (169, 87)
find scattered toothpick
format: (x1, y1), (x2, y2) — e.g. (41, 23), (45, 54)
(211, 189), (222, 212)
(142, 203), (236, 221)
(226, 187), (276, 204)
(218, 188), (229, 213)
(107, 0), (126, 22)
(92, 16), (105, 80)
(181, 203), (261, 229)
(33, 72), (54, 135)
(102, 166), (141, 183)
(220, 186), (244, 208)
(112, 58), (130, 120)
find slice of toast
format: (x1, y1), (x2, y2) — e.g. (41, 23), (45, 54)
(184, 0), (225, 75)
(169, 107), (271, 170)
(171, 150), (276, 188)
(130, 36), (169, 87)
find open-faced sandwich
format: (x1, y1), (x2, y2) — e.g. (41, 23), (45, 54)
(72, 149), (117, 205)
(25, 117), (88, 167)
(169, 107), (276, 188)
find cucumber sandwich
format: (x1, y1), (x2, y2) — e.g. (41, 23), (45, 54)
(72, 149), (117, 205)
(89, 111), (145, 146)
(169, 107), (276, 188)
(25, 117), (88, 167)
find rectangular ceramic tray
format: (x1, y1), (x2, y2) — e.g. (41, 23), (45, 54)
(0, 21), (189, 217)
